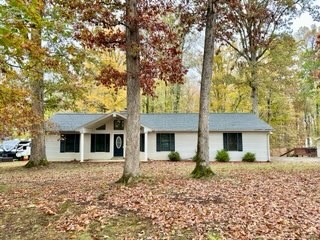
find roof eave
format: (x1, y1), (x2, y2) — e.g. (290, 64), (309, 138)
(150, 129), (273, 132)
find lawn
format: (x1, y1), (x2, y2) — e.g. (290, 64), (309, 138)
(0, 161), (320, 240)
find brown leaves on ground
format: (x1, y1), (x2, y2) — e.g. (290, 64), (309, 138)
(0, 161), (320, 239)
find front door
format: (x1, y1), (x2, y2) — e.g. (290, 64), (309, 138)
(114, 134), (124, 157)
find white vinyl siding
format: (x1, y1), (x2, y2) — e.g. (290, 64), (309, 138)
(148, 132), (269, 161)
(46, 135), (80, 161)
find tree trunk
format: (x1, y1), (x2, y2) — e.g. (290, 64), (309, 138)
(251, 82), (258, 115)
(191, 0), (215, 178)
(267, 89), (272, 123)
(173, 84), (181, 113)
(25, 0), (48, 168)
(117, 0), (140, 184)
(173, 30), (187, 114)
(146, 96), (149, 113)
(250, 56), (259, 115)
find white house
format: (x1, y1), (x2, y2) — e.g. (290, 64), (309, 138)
(45, 112), (273, 162)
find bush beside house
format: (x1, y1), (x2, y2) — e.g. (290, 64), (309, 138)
(215, 150), (230, 162)
(242, 152), (256, 162)
(168, 151), (181, 161)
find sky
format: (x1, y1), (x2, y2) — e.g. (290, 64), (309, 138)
(291, 0), (320, 31)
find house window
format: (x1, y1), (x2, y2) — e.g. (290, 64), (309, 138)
(223, 133), (242, 151)
(91, 134), (110, 152)
(60, 134), (80, 153)
(114, 120), (124, 130)
(140, 133), (145, 152)
(156, 133), (175, 152)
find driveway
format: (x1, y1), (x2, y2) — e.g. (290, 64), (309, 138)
(271, 156), (320, 163)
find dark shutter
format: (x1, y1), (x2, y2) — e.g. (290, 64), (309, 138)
(223, 133), (228, 150)
(156, 134), (160, 151)
(106, 134), (110, 152)
(60, 135), (65, 153)
(170, 134), (175, 151)
(91, 134), (96, 152)
(237, 133), (243, 151)
(140, 134), (145, 152)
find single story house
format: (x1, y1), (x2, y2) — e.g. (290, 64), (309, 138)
(45, 112), (273, 162)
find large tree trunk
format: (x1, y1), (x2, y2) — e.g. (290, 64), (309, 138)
(25, 0), (48, 168)
(191, 0), (215, 178)
(117, 0), (140, 184)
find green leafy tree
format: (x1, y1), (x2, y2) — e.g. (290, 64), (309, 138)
(221, 0), (315, 115)
(210, 46), (251, 113)
(254, 34), (300, 149)
(296, 26), (320, 144)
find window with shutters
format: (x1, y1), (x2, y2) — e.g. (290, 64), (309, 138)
(60, 134), (80, 153)
(91, 134), (110, 152)
(223, 133), (243, 151)
(156, 133), (175, 152)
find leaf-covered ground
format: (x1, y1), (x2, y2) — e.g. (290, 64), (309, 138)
(0, 161), (320, 239)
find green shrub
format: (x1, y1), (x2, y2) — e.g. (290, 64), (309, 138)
(215, 149), (230, 162)
(168, 151), (181, 161)
(242, 152), (256, 162)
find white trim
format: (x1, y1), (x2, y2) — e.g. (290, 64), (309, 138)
(144, 131), (148, 161)
(80, 132), (84, 162)
(123, 132), (126, 158)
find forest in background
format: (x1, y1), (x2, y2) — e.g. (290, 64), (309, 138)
(0, 0), (320, 152)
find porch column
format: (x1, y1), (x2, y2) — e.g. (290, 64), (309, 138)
(80, 132), (84, 162)
(144, 131), (148, 161)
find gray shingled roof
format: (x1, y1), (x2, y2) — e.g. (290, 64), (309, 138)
(47, 112), (272, 132)
(141, 113), (272, 131)
(46, 113), (106, 131)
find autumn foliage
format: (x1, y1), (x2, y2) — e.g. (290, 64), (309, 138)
(0, 81), (34, 138)
(70, 0), (187, 95)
